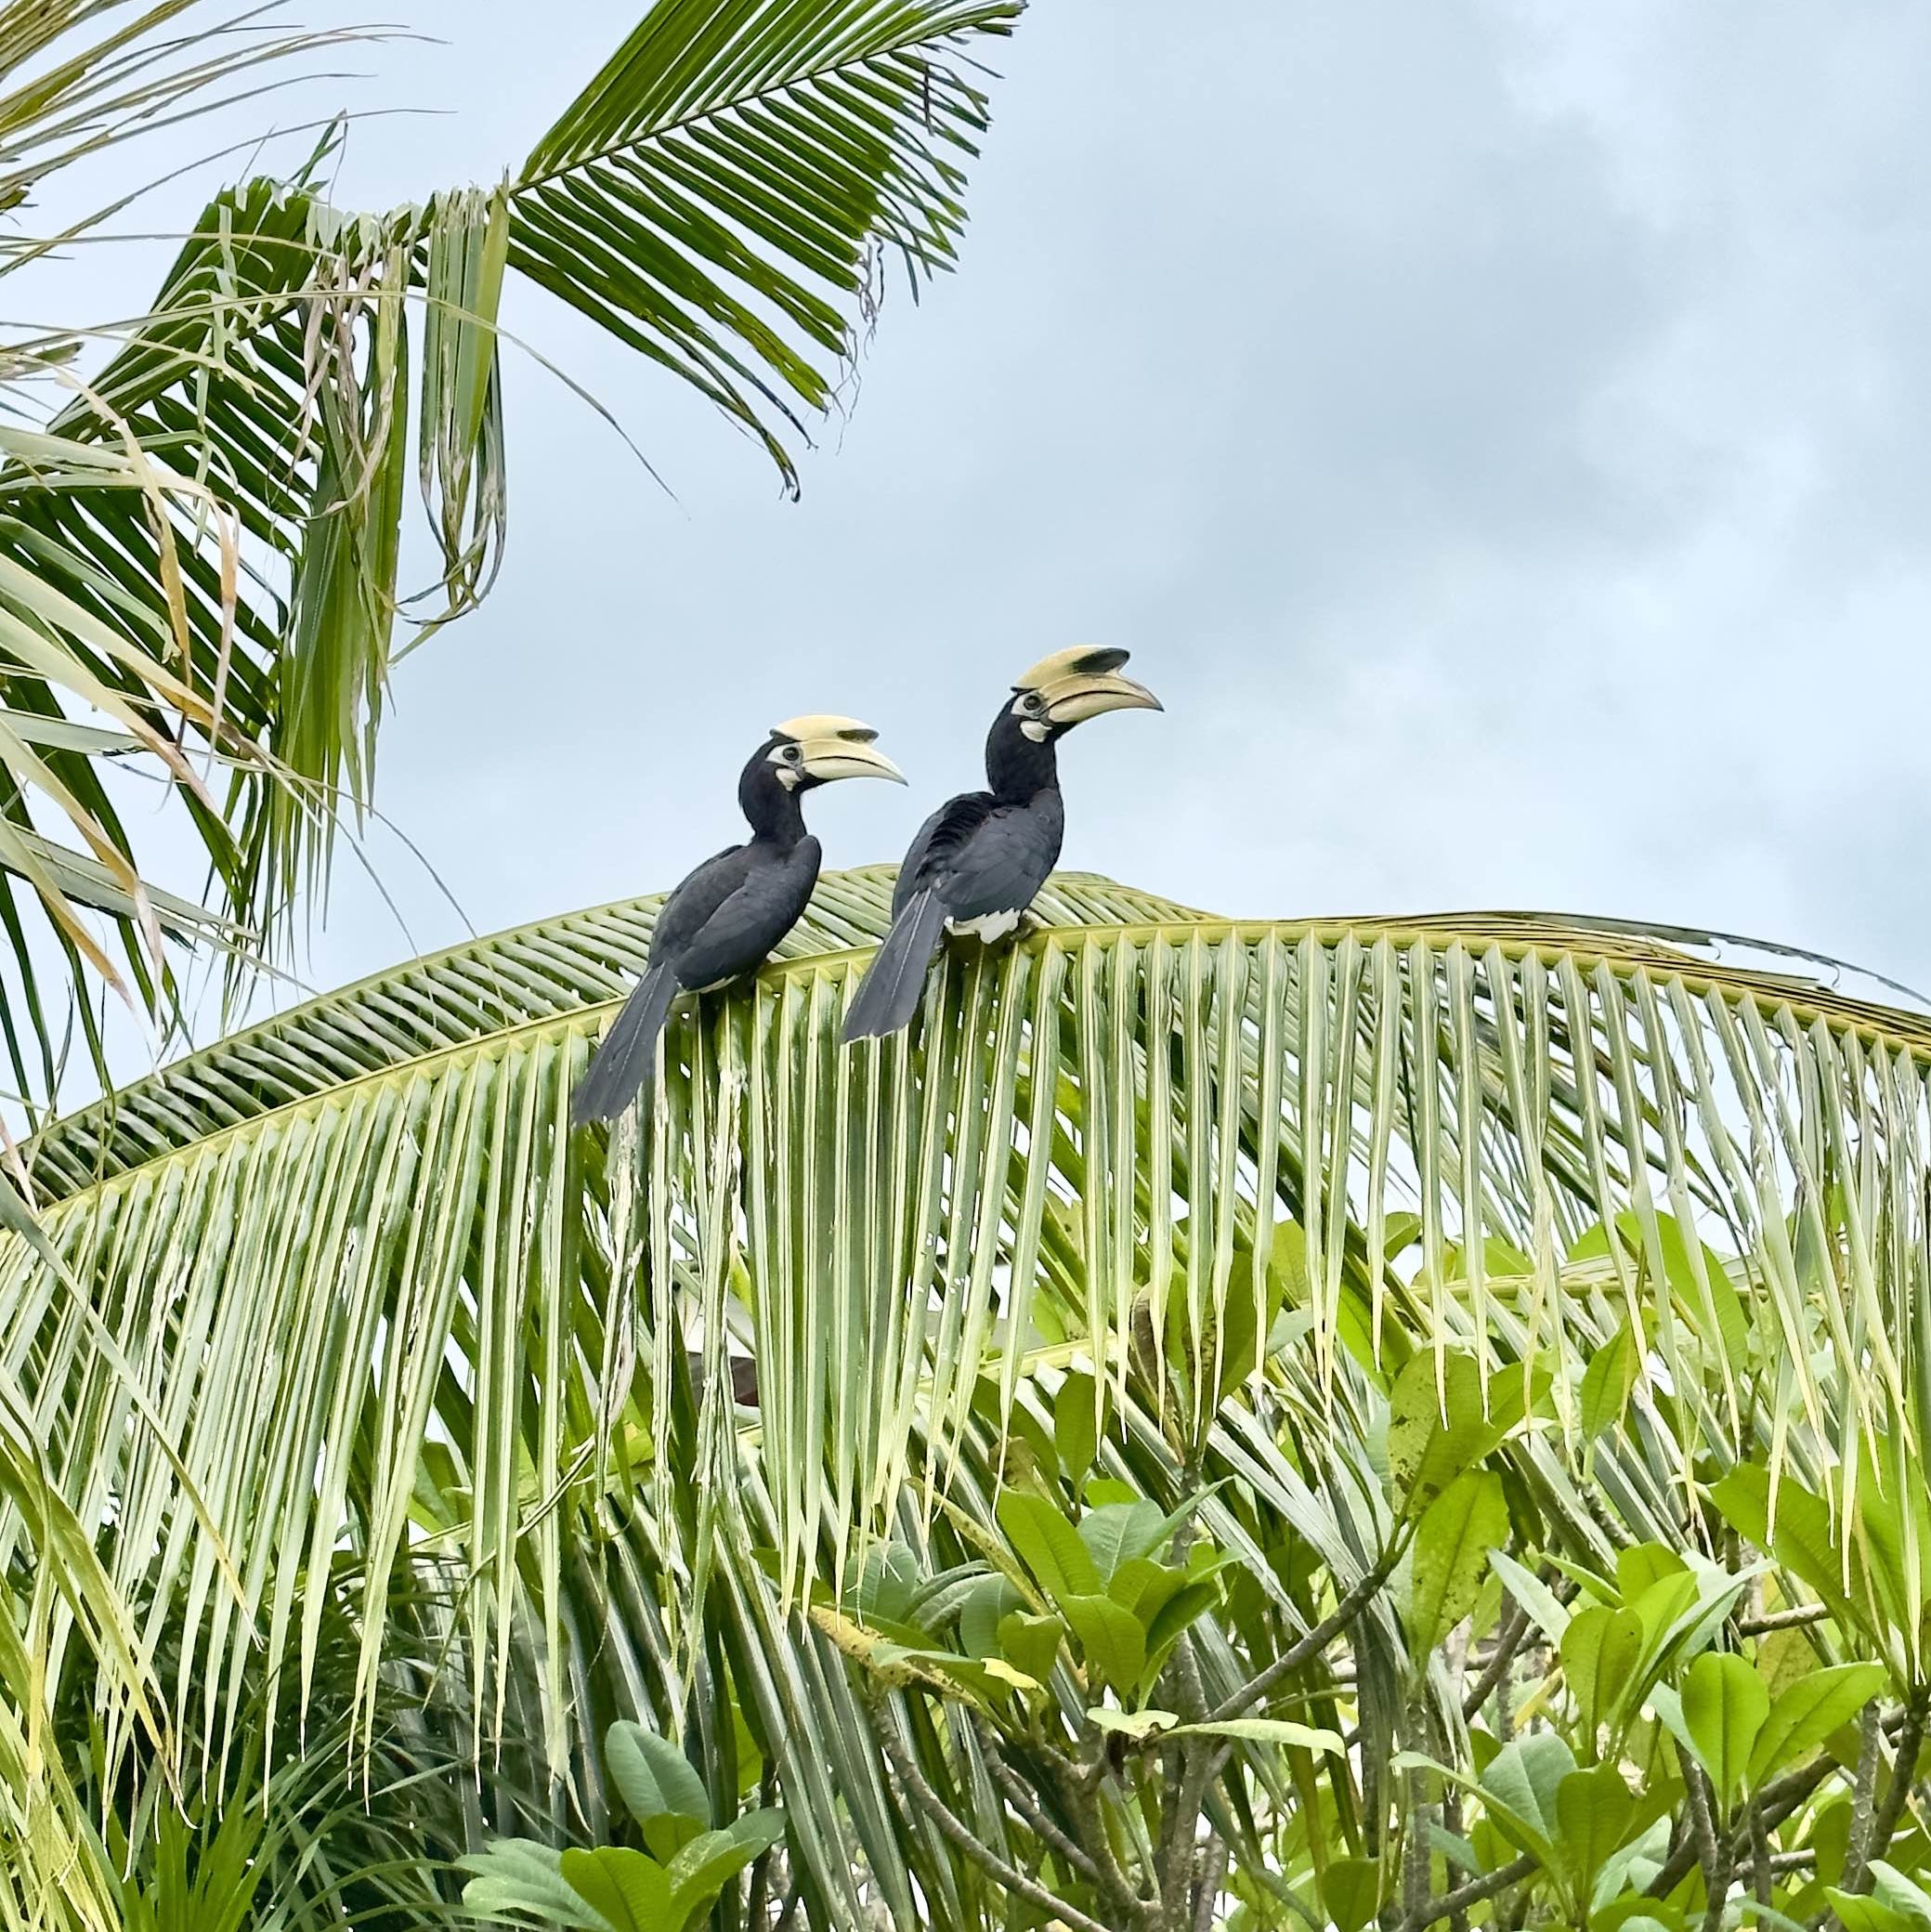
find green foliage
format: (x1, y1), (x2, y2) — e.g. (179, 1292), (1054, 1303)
(1562, 1605), (1644, 1745)
(1055, 1369), (1101, 1499)
(959, 1482), (1221, 1704)
(11, 875), (1931, 1927)
(1406, 1468), (1507, 1661)
(1678, 1651), (1768, 1814)
(462, 1720), (785, 1932)
(1387, 1350), (1533, 1514)
(1827, 1864), (1931, 1931)
(1750, 1664), (1887, 1784)
(1579, 1324), (1640, 1440)
(606, 1722), (711, 1860)
(832, 1315), (1927, 1930)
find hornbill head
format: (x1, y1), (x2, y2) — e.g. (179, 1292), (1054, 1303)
(765, 715), (907, 790)
(1009, 646), (1162, 738)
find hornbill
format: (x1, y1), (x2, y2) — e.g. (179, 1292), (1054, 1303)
(841, 646), (1160, 1043)
(572, 715), (905, 1125)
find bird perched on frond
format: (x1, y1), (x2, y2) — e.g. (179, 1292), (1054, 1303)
(841, 647), (1160, 1043)
(573, 716), (905, 1125)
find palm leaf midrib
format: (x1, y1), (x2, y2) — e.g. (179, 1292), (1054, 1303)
(17, 870), (1191, 1190)
(22, 895), (1931, 1217)
(511, 4), (1007, 202)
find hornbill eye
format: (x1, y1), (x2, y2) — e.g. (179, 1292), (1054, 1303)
(782, 743), (802, 764)
(1020, 692), (1044, 714)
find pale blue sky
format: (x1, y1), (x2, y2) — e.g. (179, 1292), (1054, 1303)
(33, 1), (1931, 1084)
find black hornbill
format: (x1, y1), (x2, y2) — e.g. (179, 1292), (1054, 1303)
(842, 647), (1160, 1043)
(572, 715), (905, 1125)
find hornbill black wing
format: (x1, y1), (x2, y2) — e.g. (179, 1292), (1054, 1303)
(890, 791), (994, 917)
(891, 787), (1063, 925)
(928, 794), (1062, 926)
(846, 792), (1001, 1043)
(574, 841), (809, 1126)
(647, 843), (752, 966)
(571, 846), (737, 1127)
(670, 837), (820, 991)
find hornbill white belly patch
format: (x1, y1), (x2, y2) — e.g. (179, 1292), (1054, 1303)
(947, 908), (1023, 942)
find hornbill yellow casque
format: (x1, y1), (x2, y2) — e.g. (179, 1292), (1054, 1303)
(841, 647), (1161, 1043)
(572, 716), (905, 1125)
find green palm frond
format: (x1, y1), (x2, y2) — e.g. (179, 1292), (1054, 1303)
(512, 0), (1017, 479)
(24, 868), (1200, 1194)
(0, 1356), (160, 1932)
(0, 2), (376, 228)
(3, 871), (1926, 1826)
(0, 0), (1021, 1115)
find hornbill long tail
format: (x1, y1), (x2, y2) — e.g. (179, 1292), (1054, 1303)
(841, 887), (946, 1043)
(571, 713), (904, 1127)
(571, 963), (676, 1127)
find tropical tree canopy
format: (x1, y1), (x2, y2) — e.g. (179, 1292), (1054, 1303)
(0, 0), (1017, 1118)
(5, 868), (1929, 1925)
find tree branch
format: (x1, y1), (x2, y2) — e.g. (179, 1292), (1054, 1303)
(1748, 1791), (1771, 1908)
(1207, 1542), (1401, 1727)
(1160, 1731), (1219, 1924)
(1041, 1743), (1147, 1917)
(1855, 1679), (1930, 1897)
(1647, 1742), (1850, 1901)
(1192, 1836), (1229, 1932)
(1757, 1747), (1850, 1832)
(1462, 1594), (1531, 1721)
(1842, 1699), (1885, 1898)
(1401, 1854), (1538, 1931)
(1155, 1461), (1216, 1929)
(1180, 1542), (1403, 1897)
(1681, 1761), (1726, 1932)
(1402, 1692), (1431, 1925)
(1155, 1621), (1215, 1919)
(1441, 1783), (1471, 1932)
(969, 1717), (1107, 1891)
(875, 1715), (1116, 1932)
(1735, 1603), (1831, 1637)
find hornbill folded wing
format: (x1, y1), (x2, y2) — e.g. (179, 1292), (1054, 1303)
(843, 648), (1159, 1045)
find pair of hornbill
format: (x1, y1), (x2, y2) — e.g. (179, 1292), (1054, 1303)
(570, 647), (1161, 1127)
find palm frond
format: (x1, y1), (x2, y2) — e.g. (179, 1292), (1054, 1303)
(2, 870), (1925, 1834)
(0, 0), (1023, 1115)
(0, 2), (378, 238)
(512, 0), (1021, 483)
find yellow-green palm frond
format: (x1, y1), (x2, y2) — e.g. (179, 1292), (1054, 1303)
(2, 873), (1925, 1808)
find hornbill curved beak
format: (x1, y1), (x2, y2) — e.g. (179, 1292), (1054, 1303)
(1013, 646), (1162, 726)
(771, 714), (907, 785)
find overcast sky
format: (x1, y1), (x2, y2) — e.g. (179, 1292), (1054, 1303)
(40, 1), (1931, 1080)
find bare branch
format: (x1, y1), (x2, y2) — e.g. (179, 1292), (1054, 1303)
(1462, 1594), (1531, 1721)
(1192, 1836), (1229, 1932)
(1682, 1762), (1727, 1932)
(1401, 1854), (1539, 1931)
(969, 1717), (1105, 1890)
(875, 1714), (1116, 1932)
(1843, 1700), (1886, 1897)
(1736, 1603), (1831, 1637)
(1854, 1680), (1931, 1899)
(1207, 1543), (1401, 1728)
